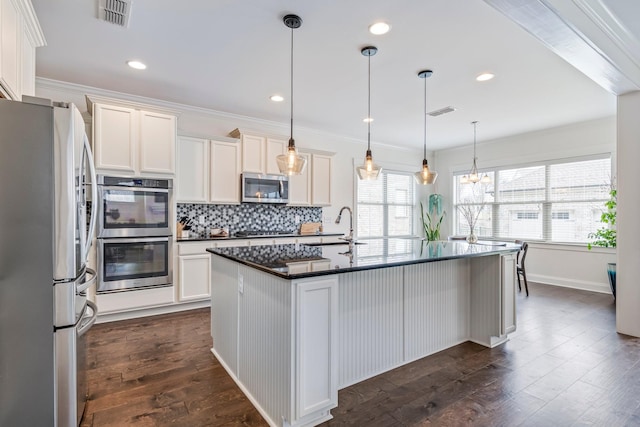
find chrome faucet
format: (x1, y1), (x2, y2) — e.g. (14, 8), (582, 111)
(335, 206), (354, 242)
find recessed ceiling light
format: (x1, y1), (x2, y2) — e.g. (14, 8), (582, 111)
(270, 95), (284, 102)
(127, 60), (147, 70)
(363, 117), (374, 123)
(369, 22), (390, 35)
(476, 73), (495, 82)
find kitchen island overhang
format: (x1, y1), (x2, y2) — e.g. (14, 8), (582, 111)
(207, 239), (520, 427)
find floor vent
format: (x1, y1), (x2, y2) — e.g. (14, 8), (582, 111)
(428, 106), (457, 117)
(98, 0), (132, 28)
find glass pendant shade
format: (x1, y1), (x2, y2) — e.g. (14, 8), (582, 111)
(415, 69), (437, 185)
(356, 149), (382, 180)
(414, 159), (438, 184)
(277, 14), (306, 176)
(357, 46), (381, 180)
(276, 140), (306, 175)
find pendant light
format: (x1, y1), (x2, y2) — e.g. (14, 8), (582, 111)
(461, 121), (490, 184)
(276, 14), (307, 176)
(356, 46), (382, 180)
(414, 70), (438, 185)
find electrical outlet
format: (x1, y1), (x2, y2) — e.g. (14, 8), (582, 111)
(295, 215), (301, 223)
(238, 274), (244, 294)
(199, 215), (206, 224)
(323, 215), (332, 225)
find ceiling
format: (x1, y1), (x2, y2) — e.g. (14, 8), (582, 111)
(31, 0), (625, 151)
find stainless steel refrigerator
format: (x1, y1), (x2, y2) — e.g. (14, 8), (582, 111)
(0, 97), (98, 426)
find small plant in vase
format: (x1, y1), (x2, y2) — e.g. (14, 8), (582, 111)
(588, 187), (616, 298)
(456, 182), (488, 243)
(420, 193), (445, 241)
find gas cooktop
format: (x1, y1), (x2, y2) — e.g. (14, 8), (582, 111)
(234, 230), (295, 237)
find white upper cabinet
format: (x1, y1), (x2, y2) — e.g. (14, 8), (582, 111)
(92, 103), (137, 173)
(86, 95), (178, 176)
(265, 137), (287, 175)
(230, 129), (286, 175)
(210, 138), (241, 203)
(139, 110), (177, 174)
(289, 152), (312, 206)
(239, 133), (265, 174)
(290, 151), (333, 206)
(176, 135), (241, 204)
(311, 153), (333, 206)
(176, 136), (209, 203)
(0, 0), (44, 100)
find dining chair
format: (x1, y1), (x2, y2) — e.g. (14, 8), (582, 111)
(515, 240), (529, 296)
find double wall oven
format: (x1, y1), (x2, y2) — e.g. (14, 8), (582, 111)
(96, 175), (173, 293)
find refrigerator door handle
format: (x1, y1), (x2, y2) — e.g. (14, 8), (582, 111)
(83, 135), (98, 262)
(77, 300), (98, 337)
(77, 267), (96, 294)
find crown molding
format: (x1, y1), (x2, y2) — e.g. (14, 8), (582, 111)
(16, 0), (46, 47)
(36, 77), (416, 153)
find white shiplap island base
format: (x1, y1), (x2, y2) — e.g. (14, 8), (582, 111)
(208, 239), (519, 427)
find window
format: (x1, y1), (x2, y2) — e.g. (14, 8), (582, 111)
(453, 156), (611, 243)
(516, 212), (539, 220)
(357, 170), (415, 238)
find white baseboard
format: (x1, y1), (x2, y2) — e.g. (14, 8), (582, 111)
(527, 274), (610, 294)
(96, 299), (210, 323)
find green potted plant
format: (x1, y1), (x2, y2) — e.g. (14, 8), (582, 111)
(420, 193), (445, 241)
(588, 188), (616, 298)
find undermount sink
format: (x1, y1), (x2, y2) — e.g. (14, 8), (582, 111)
(303, 241), (366, 247)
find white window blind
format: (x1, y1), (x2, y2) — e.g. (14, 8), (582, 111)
(357, 170), (415, 238)
(453, 156), (611, 243)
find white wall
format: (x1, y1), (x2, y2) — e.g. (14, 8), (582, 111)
(35, 78), (425, 236)
(616, 91), (640, 337)
(434, 117), (617, 293)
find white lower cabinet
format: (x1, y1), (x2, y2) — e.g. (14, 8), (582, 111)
(295, 277), (339, 420)
(501, 252), (517, 335)
(178, 254), (211, 301)
(177, 242), (213, 302)
(212, 258), (339, 427)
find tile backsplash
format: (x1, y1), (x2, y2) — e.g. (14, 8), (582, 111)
(177, 203), (322, 237)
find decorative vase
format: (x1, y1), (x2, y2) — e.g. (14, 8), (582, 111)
(607, 262), (616, 299)
(466, 226), (478, 244)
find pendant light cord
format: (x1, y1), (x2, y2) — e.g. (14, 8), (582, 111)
(473, 121), (477, 161)
(423, 75), (427, 160)
(367, 52), (371, 151)
(289, 25), (294, 144)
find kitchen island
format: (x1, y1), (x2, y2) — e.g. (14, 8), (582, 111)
(207, 238), (520, 427)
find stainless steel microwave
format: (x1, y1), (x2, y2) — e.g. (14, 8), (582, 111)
(241, 172), (289, 204)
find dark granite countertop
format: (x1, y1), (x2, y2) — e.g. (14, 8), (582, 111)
(206, 238), (521, 279)
(177, 232), (343, 242)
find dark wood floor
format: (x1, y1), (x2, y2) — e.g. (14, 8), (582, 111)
(81, 283), (640, 426)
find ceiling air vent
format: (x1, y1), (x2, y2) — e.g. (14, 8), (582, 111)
(98, 0), (132, 28)
(428, 106), (456, 117)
